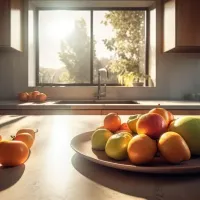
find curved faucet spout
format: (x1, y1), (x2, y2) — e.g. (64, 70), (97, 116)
(96, 68), (109, 100)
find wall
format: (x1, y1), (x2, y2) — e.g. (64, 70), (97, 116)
(0, 0), (200, 100)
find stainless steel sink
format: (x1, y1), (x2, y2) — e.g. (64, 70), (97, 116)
(54, 100), (139, 104)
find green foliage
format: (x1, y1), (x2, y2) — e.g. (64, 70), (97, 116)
(102, 11), (146, 86)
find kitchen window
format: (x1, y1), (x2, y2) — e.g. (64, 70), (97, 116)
(36, 8), (149, 86)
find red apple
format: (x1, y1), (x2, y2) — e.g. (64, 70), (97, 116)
(136, 113), (167, 139)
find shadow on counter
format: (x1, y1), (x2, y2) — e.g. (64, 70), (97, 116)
(71, 153), (200, 199)
(0, 164), (25, 191)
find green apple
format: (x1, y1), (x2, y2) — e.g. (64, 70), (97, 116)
(105, 132), (132, 160)
(91, 129), (112, 150)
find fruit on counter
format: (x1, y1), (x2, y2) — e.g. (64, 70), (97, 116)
(169, 116), (200, 155)
(149, 106), (170, 125)
(28, 92), (33, 100)
(0, 135), (2, 141)
(16, 128), (38, 140)
(36, 93), (47, 102)
(127, 134), (157, 165)
(118, 123), (132, 133)
(158, 132), (191, 164)
(13, 133), (34, 149)
(0, 140), (29, 167)
(136, 113), (167, 139)
(18, 92), (29, 102)
(18, 90), (47, 102)
(104, 113), (121, 132)
(105, 132), (132, 160)
(127, 114), (142, 134)
(91, 129), (113, 150)
(31, 91), (40, 100)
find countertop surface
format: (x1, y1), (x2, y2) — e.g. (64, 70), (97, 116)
(1, 115), (200, 200)
(0, 100), (200, 110)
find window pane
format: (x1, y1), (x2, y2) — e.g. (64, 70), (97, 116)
(39, 10), (91, 84)
(93, 10), (146, 86)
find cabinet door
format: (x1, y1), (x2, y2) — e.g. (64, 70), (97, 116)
(0, 0), (22, 51)
(0, 0), (10, 47)
(176, 0), (200, 47)
(10, 0), (22, 51)
(163, 0), (200, 52)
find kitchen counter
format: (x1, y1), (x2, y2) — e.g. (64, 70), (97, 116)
(0, 115), (200, 200)
(0, 100), (200, 110)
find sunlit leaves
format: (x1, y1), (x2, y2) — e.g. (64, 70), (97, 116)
(102, 11), (146, 86)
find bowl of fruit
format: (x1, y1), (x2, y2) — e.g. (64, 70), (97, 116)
(71, 106), (200, 174)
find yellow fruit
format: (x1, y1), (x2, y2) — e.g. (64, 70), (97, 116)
(16, 128), (37, 140)
(127, 134), (157, 165)
(158, 131), (191, 164)
(91, 129), (112, 150)
(127, 114), (141, 133)
(168, 116), (200, 155)
(105, 132), (132, 160)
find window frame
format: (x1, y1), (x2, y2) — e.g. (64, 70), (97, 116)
(35, 7), (150, 86)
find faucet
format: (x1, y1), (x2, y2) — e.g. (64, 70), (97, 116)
(95, 68), (109, 100)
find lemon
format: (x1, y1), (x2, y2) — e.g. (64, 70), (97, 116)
(105, 132), (132, 160)
(91, 129), (112, 150)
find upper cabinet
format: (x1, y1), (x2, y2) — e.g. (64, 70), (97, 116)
(0, 0), (23, 51)
(163, 0), (200, 53)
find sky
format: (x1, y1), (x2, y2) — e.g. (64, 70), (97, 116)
(39, 10), (115, 69)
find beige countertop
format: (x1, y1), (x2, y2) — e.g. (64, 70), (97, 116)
(0, 100), (200, 110)
(1, 115), (200, 200)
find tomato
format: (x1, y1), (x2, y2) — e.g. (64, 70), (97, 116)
(16, 128), (37, 140)
(0, 141), (29, 167)
(14, 133), (34, 149)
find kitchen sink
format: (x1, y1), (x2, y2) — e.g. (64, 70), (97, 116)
(54, 100), (139, 104)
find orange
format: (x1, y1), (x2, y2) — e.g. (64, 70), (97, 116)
(18, 92), (29, 102)
(32, 91), (40, 100)
(36, 93), (47, 102)
(127, 134), (157, 165)
(158, 131), (191, 164)
(104, 113), (121, 132)
(16, 128), (37, 140)
(28, 92), (33, 101)
(118, 123), (131, 133)
(14, 133), (34, 149)
(0, 141), (29, 167)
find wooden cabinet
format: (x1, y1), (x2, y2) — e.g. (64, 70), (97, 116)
(0, 0), (23, 51)
(163, 0), (200, 53)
